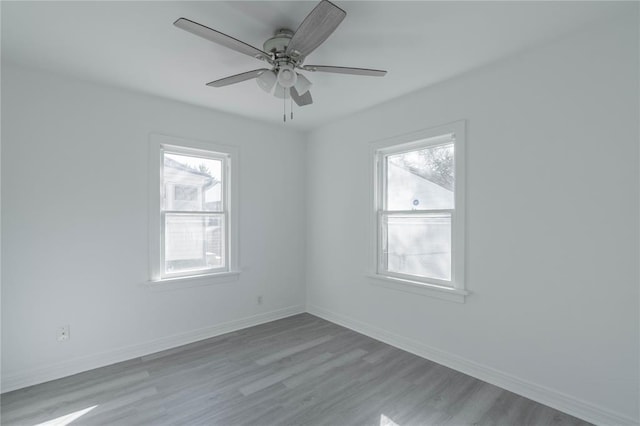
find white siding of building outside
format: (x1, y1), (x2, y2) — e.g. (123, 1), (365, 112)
(387, 162), (453, 210)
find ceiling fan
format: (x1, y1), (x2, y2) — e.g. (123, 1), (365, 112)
(174, 0), (387, 120)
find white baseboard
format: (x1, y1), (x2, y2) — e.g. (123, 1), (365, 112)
(307, 304), (638, 426)
(1, 305), (305, 394)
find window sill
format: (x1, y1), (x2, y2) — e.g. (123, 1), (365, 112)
(143, 271), (240, 291)
(367, 274), (468, 303)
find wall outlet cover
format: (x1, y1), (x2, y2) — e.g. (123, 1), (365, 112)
(57, 325), (70, 342)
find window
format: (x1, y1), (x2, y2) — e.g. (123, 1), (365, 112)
(372, 122), (466, 301)
(149, 134), (238, 284)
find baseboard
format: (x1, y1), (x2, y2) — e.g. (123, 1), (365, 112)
(1, 305), (305, 394)
(307, 304), (638, 426)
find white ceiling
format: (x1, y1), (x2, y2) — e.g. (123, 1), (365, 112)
(1, 1), (624, 129)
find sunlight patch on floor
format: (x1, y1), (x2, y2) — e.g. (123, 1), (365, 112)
(381, 413), (400, 426)
(34, 405), (98, 426)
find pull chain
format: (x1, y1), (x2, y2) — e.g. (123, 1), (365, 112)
(291, 96), (294, 120)
(283, 87), (286, 122)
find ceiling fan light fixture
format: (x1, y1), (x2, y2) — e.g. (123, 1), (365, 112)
(294, 73), (312, 95)
(256, 70), (277, 93)
(277, 64), (297, 88)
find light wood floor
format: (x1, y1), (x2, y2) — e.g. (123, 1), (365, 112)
(1, 314), (591, 426)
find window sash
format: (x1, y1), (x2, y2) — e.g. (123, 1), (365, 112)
(161, 147), (228, 213)
(161, 211), (229, 278)
(377, 210), (454, 287)
(379, 140), (455, 213)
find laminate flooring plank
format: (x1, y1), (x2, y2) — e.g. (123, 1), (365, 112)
(245, 353), (383, 425)
(375, 366), (455, 424)
(282, 348), (368, 389)
(140, 331), (240, 362)
(211, 356), (358, 425)
(401, 370), (481, 424)
(4, 384), (158, 426)
(278, 351), (420, 425)
(441, 383), (505, 425)
(1, 369), (150, 413)
(0, 313), (592, 426)
(0, 356), (144, 409)
(363, 344), (397, 364)
(508, 396), (587, 426)
(62, 386), (159, 424)
(204, 378), (295, 424)
(296, 352), (432, 425)
(227, 325), (338, 365)
(152, 350), (296, 418)
(239, 352), (333, 396)
(254, 335), (335, 365)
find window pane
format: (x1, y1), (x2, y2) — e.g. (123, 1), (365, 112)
(386, 143), (454, 211)
(165, 214), (225, 274)
(383, 213), (451, 282)
(163, 152), (223, 212)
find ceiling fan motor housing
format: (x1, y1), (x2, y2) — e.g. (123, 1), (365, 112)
(263, 29), (294, 57)
(263, 29), (301, 89)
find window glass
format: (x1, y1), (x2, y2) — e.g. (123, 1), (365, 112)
(385, 143), (454, 211)
(163, 152), (222, 212)
(383, 213), (452, 281)
(164, 214), (225, 275)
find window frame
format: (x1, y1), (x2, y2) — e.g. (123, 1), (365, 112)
(369, 121), (467, 303)
(148, 134), (239, 286)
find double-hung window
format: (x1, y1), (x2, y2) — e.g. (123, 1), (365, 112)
(372, 122), (466, 301)
(149, 134), (238, 283)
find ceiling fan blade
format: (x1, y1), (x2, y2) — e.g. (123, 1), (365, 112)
(206, 69), (270, 88)
(174, 18), (271, 62)
(286, 0), (346, 59)
(303, 65), (387, 77)
(291, 87), (313, 106)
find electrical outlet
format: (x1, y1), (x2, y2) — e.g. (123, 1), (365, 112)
(257, 295), (263, 305)
(57, 325), (70, 342)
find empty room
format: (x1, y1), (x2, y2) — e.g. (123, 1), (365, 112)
(1, 1), (638, 425)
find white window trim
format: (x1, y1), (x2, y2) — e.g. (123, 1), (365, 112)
(148, 133), (240, 286)
(369, 121), (467, 303)
(161, 146), (229, 279)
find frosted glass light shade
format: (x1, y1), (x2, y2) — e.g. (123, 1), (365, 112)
(294, 73), (312, 95)
(277, 65), (297, 88)
(273, 84), (290, 99)
(256, 70), (277, 93)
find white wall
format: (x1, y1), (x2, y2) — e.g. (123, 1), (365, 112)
(1, 65), (307, 390)
(306, 10), (639, 426)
